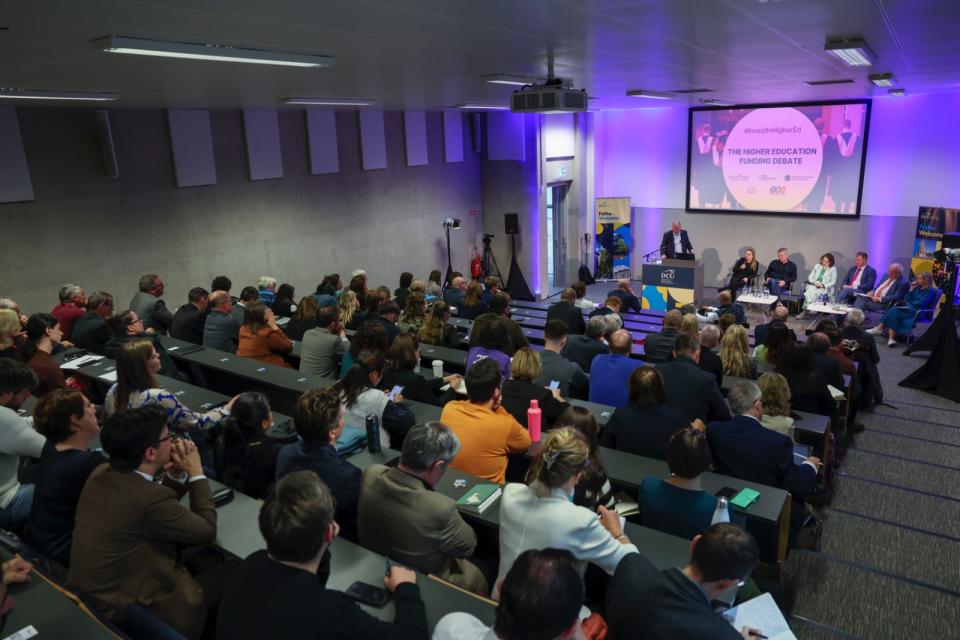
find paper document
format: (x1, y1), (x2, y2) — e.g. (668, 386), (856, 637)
(99, 370), (118, 382)
(853, 292), (871, 298)
(827, 385), (845, 401)
(61, 354), (104, 370)
(724, 593), (796, 640)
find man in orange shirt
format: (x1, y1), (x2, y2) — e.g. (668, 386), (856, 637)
(439, 359), (531, 484)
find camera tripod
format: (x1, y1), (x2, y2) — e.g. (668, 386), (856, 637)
(481, 235), (505, 289)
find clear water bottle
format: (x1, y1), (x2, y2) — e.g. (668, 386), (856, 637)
(712, 496), (731, 524)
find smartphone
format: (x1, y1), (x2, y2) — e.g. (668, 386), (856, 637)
(714, 486), (738, 500)
(388, 385), (403, 401)
(345, 581), (390, 608)
(548, 380), (560, 390)
(384, 556), (393, 577)
(212, 486), (234, 507)
(730, 487), (761, 510)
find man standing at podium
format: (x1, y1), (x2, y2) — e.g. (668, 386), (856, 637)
(660, 221), (694, 260)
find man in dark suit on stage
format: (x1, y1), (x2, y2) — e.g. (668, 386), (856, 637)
(837, 251), (877, 304)
(660, 221), (694, 260)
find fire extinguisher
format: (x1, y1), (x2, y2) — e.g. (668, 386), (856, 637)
(470, 245), (482, 279)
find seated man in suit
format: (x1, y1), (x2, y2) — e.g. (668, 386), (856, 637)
(607, 523), (760, 640)
(706, 381), (820, 527)
(434, 549), (585, 640)
(753, 304), (795, 346)
(299, 307), (348, 379)
(807, 332), (845, 390)
(232, 286), (259, 326)
(852, 262), (908, 318)
(837, 251), (877, 304)
(562, 316), (608, 374)
(358, 422), (487, 595)
(536, 320), (589, 399)
(607, 280), (643, 314)
(129, 273), (173, 335)
(589, 329), (644, 407)
(696, 324), (723, 386)
(203, 290), (240, 353)
(440, 358), (531, 484)
(51, 284), (86, 341)
(443, 275), (468, 309)
(71, 291), (114, 355)
(546, 288), (586, 335)
(842, 308), (879, 365)
(656, 334), (731, 424)
(763, 248), (798, 310)
(643, 309), (683, 363)
(218, 471), (428, 639)
(170, 287), (209, 344)
(69, 405), (223, 639)
(276, 386), (362, 540)
(659, 220), (694, 260)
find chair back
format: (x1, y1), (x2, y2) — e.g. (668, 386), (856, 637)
(916, 287), (942, 323)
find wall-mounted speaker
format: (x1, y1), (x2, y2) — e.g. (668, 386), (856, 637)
(505, 213), (519, 235)
(96, 110), (119, 179)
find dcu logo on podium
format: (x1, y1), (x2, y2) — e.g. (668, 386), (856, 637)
(660, 269), (676, 284)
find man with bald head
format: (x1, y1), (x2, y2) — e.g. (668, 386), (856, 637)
(203, 290), (240, 353)
(660, 221), (693, 260)
(546, 288), (586, 335)
(444, 276), (468, 310)
(607, 279), (643, 314)
(644, 309), (683, 363)
(754, 304), (796, 346)
(589, 329), (643, 407)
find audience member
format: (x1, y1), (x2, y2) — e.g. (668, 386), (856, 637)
(458, 282), (487, 320)
(753, 319), (795, 374)
(217, 471), (427, 639)
(105, 309), (180, 378)
(340, 320), (389, 378)
(497, 427), (637, 598)
(753, 304), (793, 346)
(426, 270), (443, 298)
(271, 283), (297, 317)
(775, 344), (838, 426)
(51, 284), (86, 340)
(644, 310), (682, 363)
(470, 293), (528, 356)
(25, 389), (105, 566)
(757, 372), (795, 438)
(571, 281), (596, 309)
(104, 339), (234, 432)
(69, 405), (224, 639)
(501, 348), (569, 428)
(312, 274), (341, 310)
(257, 276), (278, 306)
(418, 300), (460, 348)
(349, 273), (368, 310)
(0, 556), (33, 614)
(637, 427), (719, 539)
(394, 271), (414, 309)
(170, 286), (209, 344)
(719, 323), (757, 379)
(22, 313), (67, 395)
(71, 291), (114, 355)
(440, 358), (531, 484)
(284, 296), (321, 341)
(232, 286), (259, 326)
(210, 275), (232, 298)
(444, 276), (468, 308)
(608, 279), (642, 314)
(842, 308), (879, 366)
(697, 323), (724, 385)
(238, 300), (293, 368)
(0, 311), (22, 359)
(808, 332), (845, 390)
(377, 299), (402, 344)
(299, 307), (348, 380)
(336, 350), (415, 450)
(398, 291), (427, 334)
(466, 319), (513, 379)
(381, 333), (460, 407)
(214, 392), (280, 500)
(339, 289), (361, 330)
(601, 366), (693, 458)
(535, 320), (589, 398)
(657, 334), (731, 424)
(275, 387), (362, 540)
(555, 406), (613, 510)
(434, 549), (584, 640)
(589, 329), (643, 407)
(353, 290), (383, 327)
(561, 315), (608, 373)
(698, 290), (746, 325)
(0, 359), (44, 526)
(359, 422), (487, 595)
(607, 524), (760, 640)
(0, 299), (27, 328)
(129, 274), (173, 334)
(203, 290), (240, 352)
(680, 312), (700, 337)
(547, 288), (586, 335)
(717, 312), (737, 336)
(588, 295), (623, 321)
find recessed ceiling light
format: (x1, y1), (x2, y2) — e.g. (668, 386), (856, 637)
(96, 35), (334, 68)
(0, 88), (117, 101)
(626, 89), (675, 100)
(452, 103), (508, 110)
(481, 74), (541, 87)
(824, 38), (876, 67)
(888, 88), (906, 97)
(869, 73), (895, 87)
(281, 97), (374, 106)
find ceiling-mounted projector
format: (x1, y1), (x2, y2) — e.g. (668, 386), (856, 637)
(511, 78), (587, 113)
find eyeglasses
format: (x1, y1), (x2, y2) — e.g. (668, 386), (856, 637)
(156, 433), (176, 445)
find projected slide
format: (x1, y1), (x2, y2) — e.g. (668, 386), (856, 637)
(687, 100), (871, 217)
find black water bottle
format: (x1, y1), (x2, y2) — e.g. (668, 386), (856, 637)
(365, 414), (381, 453)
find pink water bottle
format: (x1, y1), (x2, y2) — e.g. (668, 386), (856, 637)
(528, 399), (542, 442)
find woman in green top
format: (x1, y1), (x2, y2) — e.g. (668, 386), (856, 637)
(800, 253), (837, 316)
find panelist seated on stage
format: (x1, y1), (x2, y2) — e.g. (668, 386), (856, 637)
(660, 221), (694, 260)
(762, 248), (798, 309)
(799, 253), (838, 316)
(607, 280), (643, 315)
(852, 263), (909, 316)
(866, 272), (940, 347)
(837, 251), (877, 304)
(720, 247), (759, 300)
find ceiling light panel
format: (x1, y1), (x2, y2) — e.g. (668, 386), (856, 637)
(96, 35), (334, 68)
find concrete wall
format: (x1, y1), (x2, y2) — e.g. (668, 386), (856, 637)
(3, 108), (483, 313)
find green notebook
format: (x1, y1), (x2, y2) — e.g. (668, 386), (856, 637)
(456, 484), (502, 513)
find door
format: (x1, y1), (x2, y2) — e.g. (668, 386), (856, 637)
(547, 183), (568, 293)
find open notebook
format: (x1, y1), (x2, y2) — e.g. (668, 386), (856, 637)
(723, 593), (797, 640)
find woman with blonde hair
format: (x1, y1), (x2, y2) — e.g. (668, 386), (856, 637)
(496, 427), (637, 599)
(500, 347), (568, 428)
(680, 313), (700, 336)
(284, 296), (321, 342)
(338, 290), (360, 330)
(418, 301), (460, 348)
(458, 282), (487, 320)
(757, 371), (794, 438)
(720, 324), (757, 379)
(0, 309), (22, 358)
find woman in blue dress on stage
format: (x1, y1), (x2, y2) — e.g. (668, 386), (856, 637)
(867, 273), (939, 347)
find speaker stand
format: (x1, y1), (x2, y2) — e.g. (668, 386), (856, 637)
(505, 234), (535, 301)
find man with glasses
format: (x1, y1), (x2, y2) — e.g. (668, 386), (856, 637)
(71, 291), (114, 355)
(105, 309), (181, 379)
(70, 404), (229, 639)
(607, 523), (762, 639)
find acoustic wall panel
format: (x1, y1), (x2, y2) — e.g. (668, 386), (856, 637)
(167, 109), (217, 187)
(358, 110), (387, 170)
(0, 107), (35, 203)
(305, 110), (339, 175)
(443, 111), (464, 163)
(487, 112), (526, 161)
(403, 110), (428, 166)
(243, 109), (284, 180)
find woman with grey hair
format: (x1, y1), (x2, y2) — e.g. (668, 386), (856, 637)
(867, 272), (939, 347)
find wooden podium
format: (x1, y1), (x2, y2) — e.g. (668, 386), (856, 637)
(641, 260), (704, 311)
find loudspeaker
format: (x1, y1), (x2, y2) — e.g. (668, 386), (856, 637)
(505, 213), (519, 235)
(96, 110), (119, 179)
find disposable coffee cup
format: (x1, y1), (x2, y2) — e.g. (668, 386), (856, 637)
(432, 360), (443, 378)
